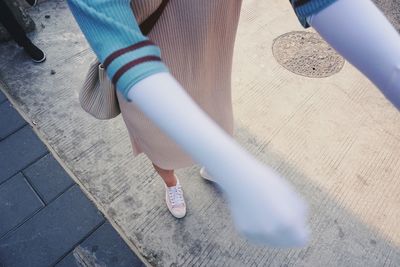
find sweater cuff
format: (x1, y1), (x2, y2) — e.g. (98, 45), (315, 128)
(117, 60), (169, 101)
(290, 0), (337, 28)
(102, 40), (169, 100)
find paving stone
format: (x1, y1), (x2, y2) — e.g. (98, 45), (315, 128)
(23, 154), (74, 204)
(56, 222), (144, 267)
(54, 253), (80, 267)
(0, 90), (5, 103)
(0, 185), (104, 267)
(0, 125), (47, 184)
(0, 173), (43, 238)
(0, 101), (26, 140)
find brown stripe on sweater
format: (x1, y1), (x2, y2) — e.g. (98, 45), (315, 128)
(103, 40), (155, 69)
(293, 0), (311, 8)
(111, 55), (162, 85)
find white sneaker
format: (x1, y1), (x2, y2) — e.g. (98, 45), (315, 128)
(165, 178), (186, 218)
(200, 167), (215, 182)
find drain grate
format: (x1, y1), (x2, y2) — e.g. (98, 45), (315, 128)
(272, 31), (345, 78)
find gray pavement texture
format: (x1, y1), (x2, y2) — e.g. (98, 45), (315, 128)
(1, 0), (400, 266)
(0, 94), (143, 265)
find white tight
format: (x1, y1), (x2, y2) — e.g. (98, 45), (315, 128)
(125, 0), (400, 246)
(309, 0), (400, 110)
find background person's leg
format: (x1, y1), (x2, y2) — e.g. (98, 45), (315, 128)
(0, 0), (31, 47)
(0, 0), (45, 62)
(309, 0), (400, 110)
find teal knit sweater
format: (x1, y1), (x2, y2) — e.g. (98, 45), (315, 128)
(67, 0), (169, 100)
(67, 0), (337, 100)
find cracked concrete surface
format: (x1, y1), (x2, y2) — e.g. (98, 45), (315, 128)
(1, 0), (400, 266)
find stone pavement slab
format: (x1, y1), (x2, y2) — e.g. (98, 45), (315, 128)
(0, 101), (26, 139)
(0, 185), (104, 267)
(0, 173), (43, 238)
(56, 222), (145, 267)
(23, 154), (75, 204)
(0, 90), (6, 103)
(1, 0), (400, 266)
(0, 125), (47, 184)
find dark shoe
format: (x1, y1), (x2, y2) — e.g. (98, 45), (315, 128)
(24, 42), (46, 63)
(26, 0), (38, 7)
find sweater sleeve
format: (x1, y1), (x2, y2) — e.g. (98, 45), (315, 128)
(67, 0), (169, 99)
(289, 0), (337, 28)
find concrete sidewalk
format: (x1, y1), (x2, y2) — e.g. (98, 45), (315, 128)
(1, 0), (400, 266)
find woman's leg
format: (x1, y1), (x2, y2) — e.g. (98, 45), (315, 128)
(309, 0), (400, 110)
(152, 163), (186, 218)
(152, 163), (177, 187)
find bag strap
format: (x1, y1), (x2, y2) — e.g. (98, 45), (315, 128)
(139, 0), (170, 35)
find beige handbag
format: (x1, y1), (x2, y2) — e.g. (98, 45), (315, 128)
(79, 0), (169, 120)
(80, 61), (118, 120)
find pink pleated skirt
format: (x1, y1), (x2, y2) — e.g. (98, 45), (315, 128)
(117, 0), (242, 169)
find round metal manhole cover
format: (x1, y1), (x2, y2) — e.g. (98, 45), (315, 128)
(272, 31), (345, 78)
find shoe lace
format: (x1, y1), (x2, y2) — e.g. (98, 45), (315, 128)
(168, 184), (184, 207)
